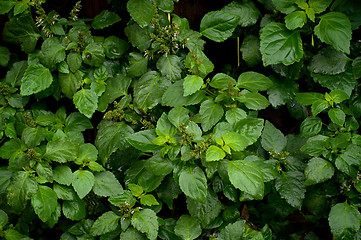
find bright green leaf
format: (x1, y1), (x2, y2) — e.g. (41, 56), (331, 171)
(179, 167), (207, 203)
(131, 209), (159, 240)
(20, 63), (53, 96)
(199, 99), (224, 132)
(285, 11), (307, 30)
(328, 108), (346, 126)
(237, 71), (273, 92)
(183, 75), (203, 96)
(72, 170), (95, 199)
(73, 88), (98, 118)
(206, 145), (226, 162)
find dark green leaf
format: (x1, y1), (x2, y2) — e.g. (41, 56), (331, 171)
(127, 0), (155, 28)
(73, 88), (98, 118)
(92, 10), (121, 29)
(267, 78), (298, 107)
(53, 166), (73, 186)
(261, 121), (287, 153)
(38, 37), (66, 69)
(64, 112), (93, 132)
(72, 170), (95, 199)
(53, 183), (77, 200)
(222, 1), (259, 27)
(22, 126), (47, 148)
(233, 118), (264, 147)
(199, 99), (224, 132)
(31, 185), (58, 222)
(45, 138), (78, 163)
(144, 154), (174, 176)
(200, 11), (239, 42)
(186, 190), (222, 228)
(168, 106), (189, 128)
(300, 117), (322, 138)
(131, 209), (159, 240)
(126, 129), (162, 152)
(62, 197), (86, 221)
(285, 11), (307, 30)
(210, 73), (236, 89)
(162, 80), (206, 107)
(352, 57), (361, 79)
(228, 160), (264, 199)
(0, 0), (16, 14)
(124, 22), (151, 51)
(217, 220), (246, 240)
(179, 167), (207, 203)
(329, 202), (361, 238)
(174, 215), (202, 240)
(309, 0), (332, 13)
(67, 52), (82, 73)
(305, 157), (334, 186)
(134, 71), (171, 112)
(58, 70), (83, 98)
(314, 12), (352, 54)
(275, 171), (306, 209)
(301, 136), (329, 157)
(260, 22), (303, 66)
(7, 171), (38, 212)
(90, 211), (120, 236)
(309, 47), (348, 75)
(240, 35), (262, 67)
(93, 171), (123, 197)
(82, 42), (105, 67)
(120, 228), (146, 240)
(157, 55), (182, 81)
(0, 46), (10, 67)
(0, 170), (13, 194)
(295, 92), (324, 105)
(272, 0), (298, 14)
(5, 60), (27, 87)
(20, 64), (53, 96)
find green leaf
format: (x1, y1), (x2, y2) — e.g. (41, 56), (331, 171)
(64, 112), (93, 132)
(272, 0), (298, 14)
(309, 47), (348, 75)
(82, 42), (105, 67)
(127, 52), (148, 77)
(314, 12), (352, 54)
(67, 52), (82, 73)
(93, 171), (123, 197)
(233, 118), (264, 148)
(225, 108), (247, 126)
(38, 37), (66, 69)
(4, 229), (32, 240)
(240, 35), (262, 67)
(186, 190), (222, 228)
(206, 145), (226, 162)
(237, 71), (273, 92)
(237, 91), (270, 110)
(53, 166), (73, 186)
(124, 22), (151, 51)
(329, 202), (361, 238)
(275, 171), (306, 209)
(295, 92), (324, 105)
(90, 211), (120, 236)
(7, 171), (38, 212)
(92, 10), (121, 29)
(157, 55), (182, 81)
(140, 194), (159, 206)
(168, 106), (189, 128)
(0, 46), (10, 67)
(76, 143), (98, 165)
(300, 117), (322, 138)
(120, 228), (147, 240)
(58, 70), (83, 98)
(0, 0), (16, 14)
(222, 132), (247, 152)
(36, 162), (53, 184)
(328, 108), (346, 126)
(156, 113), (177, 137)
(228, 160), (264, 199)
(103, 36), (129, 59)
(0, 209), (8, 228)
(127, 0), (155, 28)
(285, 11), (307, 30)
(301, 136), (329, 157)
(179, 167), (207, 203)
(53, 183), (77, 200)
(217, 220), (246, 240)
(222, 1), (259, 27)
(73, 88), (98, 118)
(261, 121), (287, 153)
(109, 190), (137, 208)
(3, 15), (40, 53)
(260, 22), (303, 66)
(174, 215), (202, 240)
(22, 126), (47, 148)
(200, 11), (239, 42)
(311, 100), (329, 116)
(209, 73), (236, 89)
(311, 66), (356, 96)
(5, 60), (27, 87)
(144, 154), (174, 176)
(329, 89), (349, 104)
(45, 138), (78, 163)
(20, 63), (53, 96)
(352, 57), (361, 79)
(0, 138), (22, 159)
(309, 0), (332, 13)
(199, 99), (224, 132)
(268, 79), (298, 107)
(134, 71), (170, 112)
(62, 198), (86, 221)
(0, 170), (13, 194)
(305, 157), (334, 186)
(162, 80), (206, 107)
(131, 209), (159, 240)
(126, 129), (162, 152)
(31, 185), (58, 222)
(183, 75), (203, 97)
(72, 170), (95, 199)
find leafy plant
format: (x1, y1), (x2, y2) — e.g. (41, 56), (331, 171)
(1, 0), (361, 239)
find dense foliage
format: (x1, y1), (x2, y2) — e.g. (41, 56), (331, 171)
(1, 0), (361, 239)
